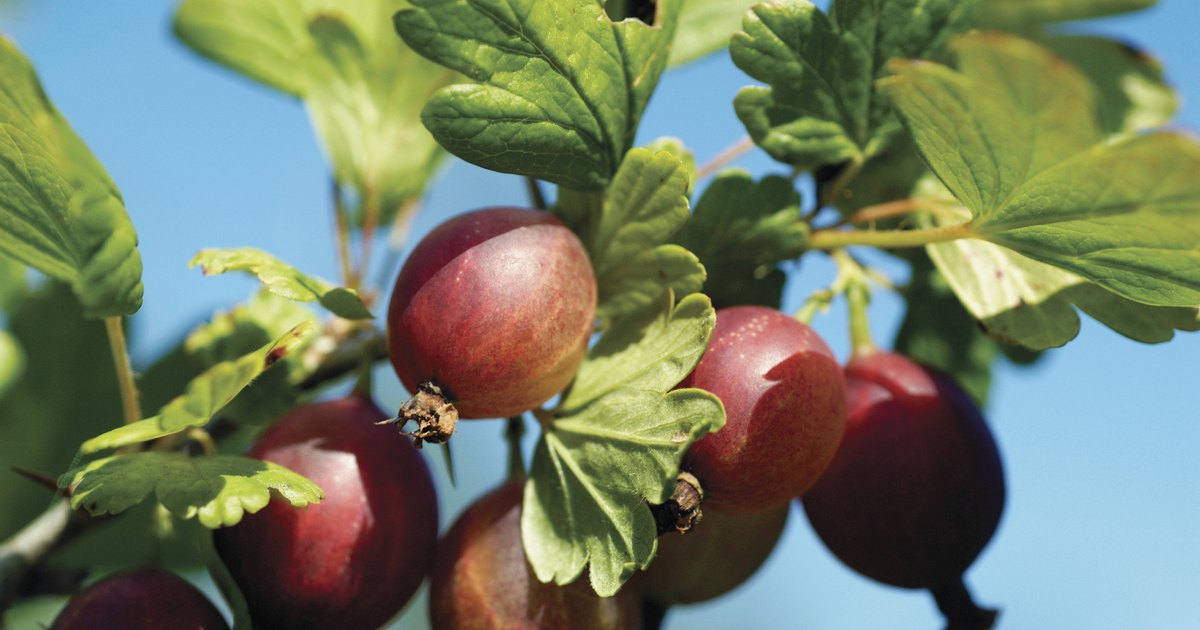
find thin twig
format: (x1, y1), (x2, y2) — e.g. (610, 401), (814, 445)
(354, 185), (382, 295)
(331, 179), (355, 290)
(0, 501), (100, 610)
(104, 317), (141, 424)
(525, 177), (547, 210)
(696, 136), (755, 180)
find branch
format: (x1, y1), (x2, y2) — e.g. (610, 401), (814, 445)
(0, 500), (102, 610)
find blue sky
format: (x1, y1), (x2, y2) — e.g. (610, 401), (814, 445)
(2, 2), (1198, 628)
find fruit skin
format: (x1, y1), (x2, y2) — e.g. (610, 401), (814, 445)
(387, 207), (597, 419)
(429, 481), (641, 630)
(214, 396), (438, 630)
(49, 568), (228, 630)
(637, 503), (789, 606)
(802, 351), (1006, 590)
(680, 306), (846, 512)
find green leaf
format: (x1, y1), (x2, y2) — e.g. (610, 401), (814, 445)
(174, 0), (455, 225)
(929, 235), (1200, 349)
(395, 0), (681, 190)
(730, 0), (978, 169)
(676, 170), (807, 268)
(979, 0), (1156, 28)
(190, 248), (372, 319)
(522, 386), (724, 596)
(565, 292), (716, 411)
(883, 32), (1200, 307)
(642, 137), (696, 187)
(0, 282), (123, 538)
(80, 322), (315, 454)
(1043, 35), (1177, 135)
(0, 329), (24, 400)
(62, 452), (323, 529)
(894, 253), (997, 405)
(584, 148), (704, 323)
(0, 253), (25, 313)
(185, 292), (318, 426)
(0, 37), (143, 317)
(670, 0), (760, 66)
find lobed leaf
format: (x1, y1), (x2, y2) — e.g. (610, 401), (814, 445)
(522, 387), (724, 596)
(395, 0), (681, 190)
(675, 170), (807, 268)
(190, 247), (372, 319)
(61, 452), (323, 529)
(565, 292), (716, 410)
(730, 0), (977, 169)
(174, 0), (455, 225)
(0, 38), (143, 317)
(929, 235), (1200, 350)
(80, 322), (315, 453)
(584, 148), (702, 322)
(884, 32), (1200, 308)
(979, 0), (1156, 29)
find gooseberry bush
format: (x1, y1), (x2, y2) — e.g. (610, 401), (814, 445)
(0, 0), (1197, 629)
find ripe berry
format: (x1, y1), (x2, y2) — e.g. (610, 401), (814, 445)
(214, 396), (438, 630)
(386, 208), (596, 442)
(680, 306), (846, 512)
(49, 568), (228, 630)
(429, 481), (641, 630)
(638, 503), (789, 607)
(802, 351), (1005, 623)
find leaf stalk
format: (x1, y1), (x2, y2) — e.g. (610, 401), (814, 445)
(104, 317), (141, 425)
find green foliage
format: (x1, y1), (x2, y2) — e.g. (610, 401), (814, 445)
(61, 452), (323, 528)
(522, 294), (724, 596)
(576, 149), (705, 323)
(565, 293), (716, 409)
(929, 235), (1200, 349)
(174, 0), (456, 225)
(670, 0), (761, 66)
(0, 38), (143, 317)
(0, 283), (123, 538)
(675, 170), (806, 309)
(884, 32), (1200, 308)
(394, 0), (681, 190)
(190, 248), (372, 319)
(731, 0), (978, 169)
(0, 253), (25, 312)
(1044, 36), (1176, 135)
(980, 0), (1156, 29)
(78, 322), (315, 454)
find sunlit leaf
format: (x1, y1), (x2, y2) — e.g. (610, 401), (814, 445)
(79, 322), (315, 453)
(395, 0), (681, 190)
(884, 32), (1200, 308)
(0, 37), (142, 317)
(62, 452), (323, 529)
(190, 247), (372, 319)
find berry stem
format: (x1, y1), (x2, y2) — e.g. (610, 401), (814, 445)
(930, 577), (999, 630)
(331, 178), (356, 290)
(505, 415), (527, 481)
(640, 599), (669, 630)
(200, 528), (254, 630)
(815, 154), (865, 215)
(525, 177), (547, 210)
(104, 317), (141, 425)
(832, 250), (876, 359)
